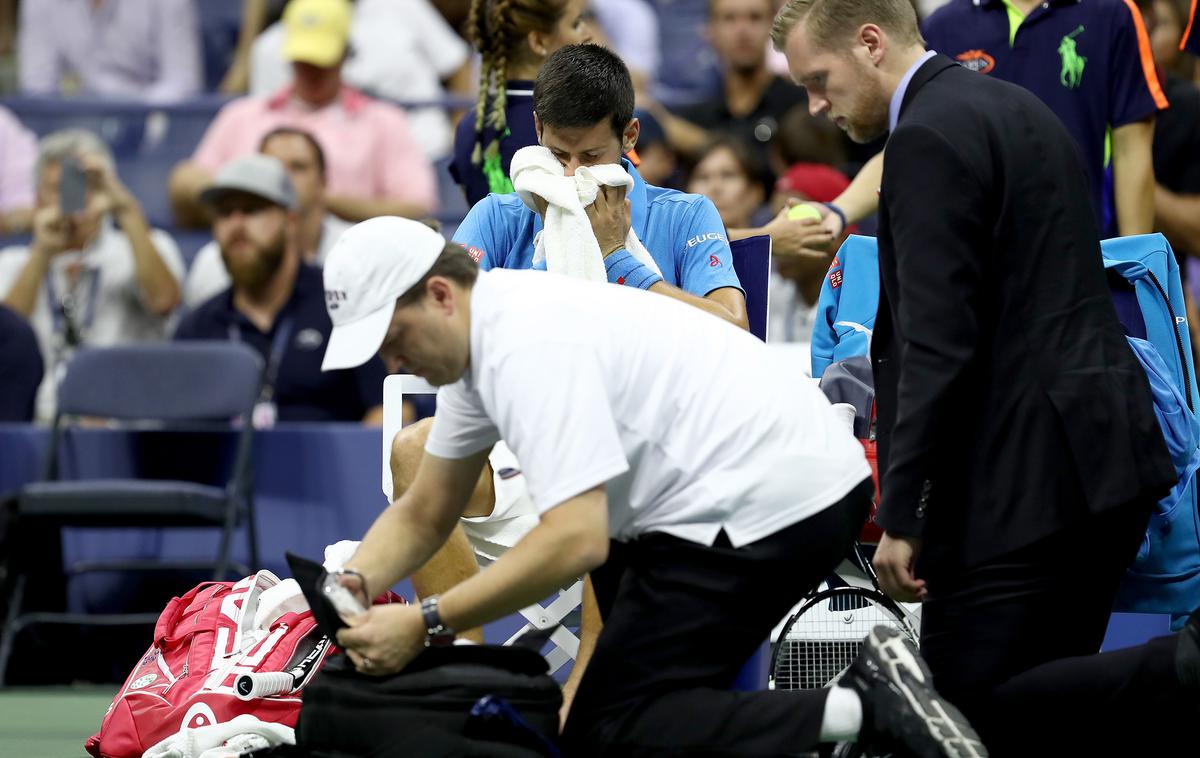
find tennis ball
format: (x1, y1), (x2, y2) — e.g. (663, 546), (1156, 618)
(787, 203), (824, 222)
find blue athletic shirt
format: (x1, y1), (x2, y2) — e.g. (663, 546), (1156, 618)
(922, 0), (1169, 236)
(452, 158), (744, 298)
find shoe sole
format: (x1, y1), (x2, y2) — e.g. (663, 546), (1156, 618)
(867, 625), (989, 758)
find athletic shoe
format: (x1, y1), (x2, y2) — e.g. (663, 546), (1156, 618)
(1177, 606), (1200, 691)
(843, 625), (988, 758)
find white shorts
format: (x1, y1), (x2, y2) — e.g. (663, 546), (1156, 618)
(459, 441), (539, 563)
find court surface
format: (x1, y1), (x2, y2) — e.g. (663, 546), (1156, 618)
(0, 687), (116, 757)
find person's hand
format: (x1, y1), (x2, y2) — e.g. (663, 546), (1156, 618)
(585, 185), (632, 257)
(30, 206), (72, 259)
(78, 152), (137, 219)
(764, 203), (835, 259)
(873, 531), (927, 603)
(336, 602), (427, 676)
(334, 569), (371, 610)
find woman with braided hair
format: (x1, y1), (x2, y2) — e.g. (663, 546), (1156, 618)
(448, 0), (591, 206)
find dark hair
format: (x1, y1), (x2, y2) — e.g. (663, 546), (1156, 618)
(774, 104), (847, 167)
(396, 243), (481, 308)
(694, 135), (773, 200)
(466, 0), (571, 192)
(534, 44), (635, 140)
(259, 127), (327, 181)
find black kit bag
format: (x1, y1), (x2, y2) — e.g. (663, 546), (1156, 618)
(285, 553), (562, 758)
(295, 641), (563, 757)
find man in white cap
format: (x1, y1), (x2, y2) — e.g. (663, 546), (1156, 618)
(323, 215), (987, 758)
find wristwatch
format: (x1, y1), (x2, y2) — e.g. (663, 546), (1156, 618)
(420, 595), (456, 647)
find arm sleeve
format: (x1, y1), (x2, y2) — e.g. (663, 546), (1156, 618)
(411, 0), (470, 77)
(191, 103), (244, 172)
(425, 381), (501, 460)
(875, 124), (989, 537)
(451, 198), (504, 271)
(1109, 0), (1169, 126)
(480, 345), (630, 515)
(675, 197), (744, 297)
(17, 1), (60, 94)
(378, 107), (438, 212)
(145, 0), (202, 102)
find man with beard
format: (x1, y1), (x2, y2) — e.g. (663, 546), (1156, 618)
(174, 154), (385, 424)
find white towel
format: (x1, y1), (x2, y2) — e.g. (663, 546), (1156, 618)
(509, 145), (662, 283)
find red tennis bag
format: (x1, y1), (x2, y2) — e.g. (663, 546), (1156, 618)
(85, 571), (331, 758)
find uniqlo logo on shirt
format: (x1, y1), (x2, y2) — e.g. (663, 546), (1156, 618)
(829, 270), (844, 289)
(466, 246), (484, 263)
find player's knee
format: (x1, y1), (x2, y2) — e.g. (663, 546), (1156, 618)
(390, 417), (434, 487)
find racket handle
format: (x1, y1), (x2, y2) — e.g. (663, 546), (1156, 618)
(235, 671), (295, 700)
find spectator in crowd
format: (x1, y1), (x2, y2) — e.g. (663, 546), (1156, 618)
(0, 105), (35, 235)
(185, 127), (350, 308)
(588, 0), (661, 94)
(769, 103), (849, 184)
(450, 0), (593, 206)
(169, 0), (436, 229)
(18, 0), (202, 103)
(649, 0), (807, 159)
(630, 109), (680, 188)
(1143, 0), (1200, 261)
(175, 155), (385, 424)
(821, 0), (1168, 243)
(0, 130), (185, 421)
(688, 136), (837, 345)
(250, 0), (474, 159)
(0, 303), (44, 422)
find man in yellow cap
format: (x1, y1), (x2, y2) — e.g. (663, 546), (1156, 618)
(169, 0), (437, 230)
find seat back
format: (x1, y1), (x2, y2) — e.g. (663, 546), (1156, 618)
(57, 342), (262, 421)
(729, 234), (771, 342)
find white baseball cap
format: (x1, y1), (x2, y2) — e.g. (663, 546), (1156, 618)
(321, 217), (446, 372)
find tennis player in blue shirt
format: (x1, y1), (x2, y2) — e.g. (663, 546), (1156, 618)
(452, 44), (749, 330)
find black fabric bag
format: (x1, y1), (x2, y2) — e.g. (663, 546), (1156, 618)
(296, 643), (563, 758)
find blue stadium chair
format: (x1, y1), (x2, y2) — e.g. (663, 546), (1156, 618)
(730, 234), (772, 342)
(0, 342), (263, 685)
(197, 0), (247, 92)
(434, 156), (470, 225)
(647, 0), (721, 106)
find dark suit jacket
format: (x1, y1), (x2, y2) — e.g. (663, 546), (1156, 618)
(872, 54), (1176, 572)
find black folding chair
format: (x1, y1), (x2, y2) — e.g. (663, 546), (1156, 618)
(0, 341), (263, 685)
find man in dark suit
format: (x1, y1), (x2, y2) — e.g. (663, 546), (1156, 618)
(776, 0), (1200, 753)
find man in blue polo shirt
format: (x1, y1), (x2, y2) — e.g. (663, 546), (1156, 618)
(175, 154), (386, 424)
(453, 44), (749, 330)
(921, 0), (1167, 237)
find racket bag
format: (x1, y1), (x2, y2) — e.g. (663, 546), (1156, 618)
(296, 640), (562, 758)
(85, 571), (331, 758)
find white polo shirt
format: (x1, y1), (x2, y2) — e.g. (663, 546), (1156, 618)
(426, 269), (870, 548)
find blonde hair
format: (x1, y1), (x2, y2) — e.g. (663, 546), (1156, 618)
(771, 0), (923, 53)
(466, 0), (569, 193)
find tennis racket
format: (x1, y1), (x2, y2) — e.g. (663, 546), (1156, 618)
(769, 585), (917, 691)
(235, 634), (331, 700)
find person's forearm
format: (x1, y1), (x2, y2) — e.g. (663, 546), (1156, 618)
(1113, 118), (1156, 236)
(220, 0), (268, 93)
(326, 194), (431, 223)
(2, 246), (50, 317)
(647, 281), (748, 329)
(648, 106), (710, 159)
(1154, 185), (1200, 259)
(348, 494), (460, 601)
(116, 205), (180, 315)
(0, 207), (31, 235)
(833, 150), (883, 225)
(436, 508), (606, 634)
(168, 161), (215, 228)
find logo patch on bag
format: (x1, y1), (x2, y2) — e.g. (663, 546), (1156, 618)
(129, 674), (158, 690)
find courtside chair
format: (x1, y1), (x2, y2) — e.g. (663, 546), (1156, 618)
(0, 342), (263, 685)
(730, 234), (772, 342)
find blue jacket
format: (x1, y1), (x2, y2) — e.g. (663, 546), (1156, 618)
(810, 235), (880, 378)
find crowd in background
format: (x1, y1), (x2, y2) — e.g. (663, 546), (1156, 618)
(0, 0), (1197, 426)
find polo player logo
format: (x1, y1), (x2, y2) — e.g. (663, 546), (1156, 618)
(1058, 26), (1087, 89)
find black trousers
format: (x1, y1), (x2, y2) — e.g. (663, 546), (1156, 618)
(560, 480), (874, 757)
(919, 501), (1195, 756)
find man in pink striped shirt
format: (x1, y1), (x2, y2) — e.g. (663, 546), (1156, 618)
(168, 0), (437, 228)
